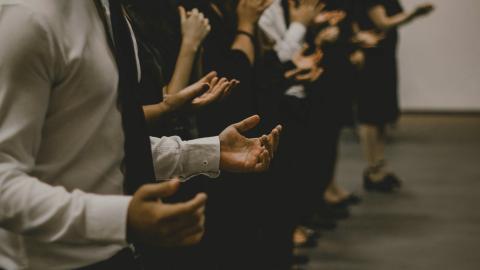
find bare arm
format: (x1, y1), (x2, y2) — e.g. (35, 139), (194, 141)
(167, 7), (211, 95)
(232, 0), (273, 65)
(368, 3), (434, 31)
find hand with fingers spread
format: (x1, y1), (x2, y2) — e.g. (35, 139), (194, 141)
(289, 0), (325, 27)
(237, 0), (274, 33)
(219, 115), (282, 173)
(127, 179), (207, 247)
(353, 30), (385, 48)
(315, 26), (340, 46)
(179, 6), (211, 51)
(285, 46), (324, 82)
(314, 10), (346, 26)
(147, 71), (238, 119)
(413, 3), (434, 17)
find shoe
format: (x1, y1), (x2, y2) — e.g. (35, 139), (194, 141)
(363, 172), (395, 192)
(342, 194), (362, 205)
(303, 214), (338, 231)
(292, 255), (310, 265)
(320, 203), (351, 220)
(386, 173), (402, 188)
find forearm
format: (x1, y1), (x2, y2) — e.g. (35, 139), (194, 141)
(231, 23), (256, 65)
(369, 7), (415, 31)
(167, 42), (198, 95)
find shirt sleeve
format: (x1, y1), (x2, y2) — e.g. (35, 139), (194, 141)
(0, 4), (131, 246)
(259, 2), (307, 63)
(150, 136), (221, 181)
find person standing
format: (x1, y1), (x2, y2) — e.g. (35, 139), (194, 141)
(355, 0), (434, 191)
(0, 0), (280, 269)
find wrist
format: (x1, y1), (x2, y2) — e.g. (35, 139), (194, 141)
(237, 22), (255, 35)
(181, 39), (201, 53)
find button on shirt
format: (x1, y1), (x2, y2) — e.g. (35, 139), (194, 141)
(0, 1), (220, 269)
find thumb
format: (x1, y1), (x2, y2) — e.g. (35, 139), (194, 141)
(139, 179), (181, 201)
(232, 115), (261, 133)
(200, 71), (218, 83)
(179, 6), (187, 23)
(182, 81), (211, 101)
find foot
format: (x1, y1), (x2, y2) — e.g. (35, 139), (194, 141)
(363, 170), (396, 192)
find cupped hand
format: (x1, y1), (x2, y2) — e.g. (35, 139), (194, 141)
(161, 71), (239, 113)
(219, 115), (282, 173)
(127, 179), (208, 247)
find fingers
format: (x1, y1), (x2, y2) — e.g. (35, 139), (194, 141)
(232, 115), (261, 133)
(260, 135), (272, 159)
(254, 147), (271, 172)
(138, 179), (181, 201)
(268, 125), (282, 155)
(200, 71), (218, 83)
(179, 6), (187, 23)
(161, 193), (208, 220)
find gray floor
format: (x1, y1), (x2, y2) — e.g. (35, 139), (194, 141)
(299, 115), (480, 270)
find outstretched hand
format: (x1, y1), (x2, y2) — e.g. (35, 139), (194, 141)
(219, 115), (282, 173)
(162, 71), (238, 113)
(285, 46), (324, 83)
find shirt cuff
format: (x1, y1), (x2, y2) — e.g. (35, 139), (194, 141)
(84, 194), (132, 245)
(179, 136), (221, 181)
(285, 22), (307, 46)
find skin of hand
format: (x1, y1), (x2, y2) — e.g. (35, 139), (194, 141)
(219, 115), (282, 173)
(127, 179), (208, 247)
(315, 26), (340, 45)
(237, 0), (274, 33)
(353, 30), (385, 48)
(314, 10), (346, 26)
(179, 6), (211, 50)
(285, 46), (324, 82)
(413, 3), (434, 17)
(144, 72), (239, 124)
(289, 0), (325, 26)
(350, 49), (366, 70)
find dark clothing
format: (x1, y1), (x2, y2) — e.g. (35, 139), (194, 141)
(355, 0), (404, 125)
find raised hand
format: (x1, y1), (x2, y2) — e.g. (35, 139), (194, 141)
(413, 3), (434, 17)
(127, 179), (207, 247)
(315, 25), (340, 45)
(179, 6), (211, 50)
(285, 46), (324, 82)
(219, 115), (282, 173)
(237, 0), (274, 32)
(162, 72), (238, 112)
(350, 49), (366, 70)
(314, 10), (346, 26)
(289, 0), (325, 26)
(353, 30), (385, 48)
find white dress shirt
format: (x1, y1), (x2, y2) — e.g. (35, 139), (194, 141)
(0, 1), (220, 269)
(259, 0), (308, 98)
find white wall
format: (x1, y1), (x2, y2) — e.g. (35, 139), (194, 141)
(398, 0), (480, 111)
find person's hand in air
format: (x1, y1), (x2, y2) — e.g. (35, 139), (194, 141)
(413, 3), (434, 17)
(285, 46), (324, 82)
(144, 72), (239, 123)
(179, 6), (211, 51)
(219, 115), (282, 173)
(290, 0), (325, 27)
(353, 30), (385, 48)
